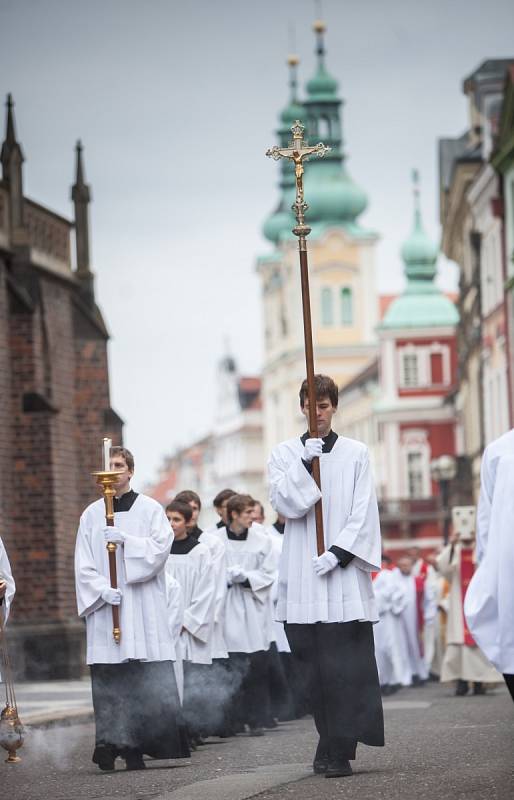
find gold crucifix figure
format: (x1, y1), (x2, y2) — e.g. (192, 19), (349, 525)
(265, 120), (331, 556)
(266, 120), (330, 228)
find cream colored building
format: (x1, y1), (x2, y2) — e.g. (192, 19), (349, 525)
(439, 59), (514, 498)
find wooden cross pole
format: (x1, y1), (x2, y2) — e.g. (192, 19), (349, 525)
(266, 120), (331, 556)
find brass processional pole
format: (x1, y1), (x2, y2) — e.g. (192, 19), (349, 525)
(266, 120), (331, 556)
(0, 610), (24, 763)
(92, 438), (124, 644)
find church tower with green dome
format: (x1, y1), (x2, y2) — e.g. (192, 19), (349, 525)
(375, 172), (458, 503)
(381, 170), (459, 331)
(257, 20), (380, 457)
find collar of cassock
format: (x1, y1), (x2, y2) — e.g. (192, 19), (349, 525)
(226, 527), (249, 541)
(113, 489), (138, 512)
(171, 535), (199, 555)
(300, 429), (338, 453)
(189, 525), (203, 539)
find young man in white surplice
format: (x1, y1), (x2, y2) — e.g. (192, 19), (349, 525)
(75, 446), (189, 771)
(268, 374), (384, 780)
(215, 493), (276, 736)
(0, 537), (15, 684)
(165, 499), (217, 745)
(464, 429), (514, 703)
(393, 555), (437, 686)
(372, 555), (407, 693)
(0, 536), (15, 625)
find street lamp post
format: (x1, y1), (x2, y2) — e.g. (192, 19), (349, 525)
(430, 455), (457, 545)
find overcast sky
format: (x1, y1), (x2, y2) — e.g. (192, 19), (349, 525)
(1, 0), (514, 487)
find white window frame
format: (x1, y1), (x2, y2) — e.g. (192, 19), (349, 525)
(321, 286), (334, 326)
(401, 429), (431, 498)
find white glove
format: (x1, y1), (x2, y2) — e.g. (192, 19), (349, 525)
(101, 586), (122, 605)
(303, 438), (323, 463)
(104, 526), (125, 544)
(312, 551), (339, 576)
(228, 565), (248, 584)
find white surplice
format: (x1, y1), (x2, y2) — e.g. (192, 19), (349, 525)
(465, 430), (514, 674)
(197, 530), (228, 659)
(216, 526), (276, 653)
(437, 543), (500, 683)
(268, 436), (382, 624)
(412, 559), (439, 674)
(393, 569), (437, 684)
(266, 526), (290, 653)
(166, 574), (185, 703)
(0, 536), (15, 626)
(75, 494), (175, 665)
(165, 540), (215, 665)
(373, 569), (407, 686)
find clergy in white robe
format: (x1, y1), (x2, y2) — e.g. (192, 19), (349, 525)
(261, 522), (295, 723)
(215, 494), (276, 735)
(165, 499), (218, 742)
(75, 446), (189, 770)
(411, 551), (439, 676)
(166, 574), (185, 704)
(393, 557), (437, 685)
(0, 536), (15, 626)
(372, 560), (407, 692)
(464, 430), (514, 702)
(268, 374), (384, 779)
(174, 490), (229, 660)
(0, 537), (16, 683)
(437, 541), (499, 693)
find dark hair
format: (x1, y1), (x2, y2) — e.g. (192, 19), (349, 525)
(213, 488), (236, 508)
(175, 490), (201, 510)
(110, 446), (134, 472)
(165, 500), (193, 522)
(226, 493), (254, 522)
(252, 500), (264, 515)
(299, 374), (338, 409)
(381, 554), (392, 564)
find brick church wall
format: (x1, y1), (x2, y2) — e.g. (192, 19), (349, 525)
(2, 259), (122, 678)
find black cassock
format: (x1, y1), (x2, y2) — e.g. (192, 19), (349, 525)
(91, 660), (190, 762)
(285, 620), (384, 758)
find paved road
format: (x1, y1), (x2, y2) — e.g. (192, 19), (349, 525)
(2, 682), (513, 800)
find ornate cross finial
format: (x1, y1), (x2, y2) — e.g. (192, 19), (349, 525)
(266, 120), (330, 236)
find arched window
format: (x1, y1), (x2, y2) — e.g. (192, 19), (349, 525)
(318, 116), (331, 140)
(321, 287), (333, 326)
(340, 287), (353, 325)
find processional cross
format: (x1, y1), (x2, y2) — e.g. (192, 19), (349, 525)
(266, 121), (330, 556)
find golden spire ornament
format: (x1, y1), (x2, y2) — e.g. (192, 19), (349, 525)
(266, 120), (330, 556)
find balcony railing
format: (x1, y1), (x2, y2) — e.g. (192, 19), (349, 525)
(378, 497), (444, 522)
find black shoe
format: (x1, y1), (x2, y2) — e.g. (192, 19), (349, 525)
(313, 757), (329, 774)
(455, 680), (469, 696)
(473, 682), (486, 696)
(325, 759), (353, 778)
(313, 738), (329, 774)
(249, 727), (264, 737)
(125, 753), (146, 770)
(93, 744), (116, 771)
